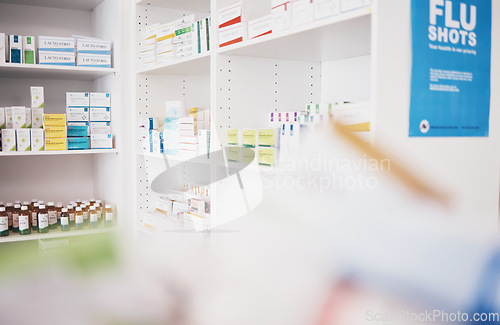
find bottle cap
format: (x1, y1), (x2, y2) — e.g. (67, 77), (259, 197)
(76, 207), (82, 212)
(48, 202), (54, 206)
(90, 206), (96, 210)
(14, 204), (20, 208)
(34, 203), (39, 207)
(105, 204), (112, 209)
(67, 205), (73, 209)
(0, 207), (5, 212)
(62, 208), (68, 213)
(6, 203), (13, 207)
(21, 206), (28, 211)
(40, 205), (46, 209)
(23, 201), (29, 205)
(31, 199), (37, 203)
(56, 202), (63, 208)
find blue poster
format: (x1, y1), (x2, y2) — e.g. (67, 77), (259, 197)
(410, 0), (491, 137)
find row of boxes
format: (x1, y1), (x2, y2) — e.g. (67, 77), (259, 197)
(0, 34), (112, 67)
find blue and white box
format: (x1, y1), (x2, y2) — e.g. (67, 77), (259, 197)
(77, 54), (111, 68)
(90, 122), (111, 134)
(66, 108), (89, 122)
(90, 107), (110, 122)
(38, 36), (75, 53)
(91, 134), (112, 149)
(68, 137), (90, 150)
(67, 92), (90, 107)
(76, 39), (111, 55)
(90, 93), (111, 108)
(38, 51), (75, 66)
(9, 35), (22, 64)
(67, 125), (89, 137)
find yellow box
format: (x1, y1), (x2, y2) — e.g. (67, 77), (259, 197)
(189, 107), (198, 119)
(242, 147), (256, 163)
(258, 147), (276, 166)
(242, 129), (257, 148)
(258, 128), (277, 147)
(227, 146), (240, 162)
(45, 137), (67, 151)
(43, 114), (66, 126)
(44, 126), (67, 138)
(227, 128), (239, 146)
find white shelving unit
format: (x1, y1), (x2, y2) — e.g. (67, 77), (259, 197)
(0, 227), (115, 243)
(0, 0), (125, 243)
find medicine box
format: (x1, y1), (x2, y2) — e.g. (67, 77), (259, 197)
(258, 128), (278, 147)
(12, 106), (26, 129)
(38, 51), (75, 66)
(227, 129), (240, 146)
(44, 126), (67, 138)
(219, 22), (247, 48)
(5, 107), (12, 129)
(67, 125), (89, 137)
(242, 129), (257, 148)
(66, 108), (89, 122)
(76, 39), (111, 55)
(25, 108), (31, 129)
(156, 22), (175, 43)
(90, 93), (111, 108)
(218, 1), (242, 28)
(227, 146), (240, 162)
(91, 134), (112, 149)
(23, 36), (36, 64)
(292, 0), (314, 26)
(16, 129), (31, 151)
(165, 101), (185, 118)
(340, 0), (370, 12)
(38, 36), (75, 53)
(30, 87), (44, 108)
(90, 107), (111, 122)
(45, 138), (67, 151)
(31, 108), (44, 129)
(43, 114), (66, 126)
(77, 54), (111, 68)
(0, 33), (5, 64)
(271, 2), (292, 32)
(258, 147), (277, 166)
(90, 122), (111, 135)
(0, 107), (4, 129)
(31, 129), (44, 151)
(2, 129), (16, 152)
(248, 15), (272, 39)
(9, 35), (22, 64)
(314, 0), (340, 20)
(68, 137), (90, 150)
(66, 92), (90, 107)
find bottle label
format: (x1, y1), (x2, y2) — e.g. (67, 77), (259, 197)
(39, 213), (49, 228)
(105, 212), (113, 221)
(90, 213), (98, 223)
(31, 212), (38, 226)
(13, 213), (19, 228)
(48, 211), (57, 225)
(83, 212), (88, 220)
(69, 212), (75, 222)
(76, 214), (83, 224)
(0, 217), (7, 231)
(19, 215), (29, 231)
(61, 217), (69, 226)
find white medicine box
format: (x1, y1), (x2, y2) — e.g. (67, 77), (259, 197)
(16, 129), (30, 151)
(66, 92), (90, 107)
(90, 93), (111, 107)
(340, 0), (370, 12)
(90, 107), (111, 122)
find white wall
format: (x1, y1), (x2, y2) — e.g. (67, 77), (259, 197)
(373, 0), (500, 227)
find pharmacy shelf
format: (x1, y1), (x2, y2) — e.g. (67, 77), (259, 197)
(137, 53), (211, 76)
(0, 227), (115, 243)
(0, 0), (105, 11)
(0, 149), (118, 157)
(136, 0), (209, 12)
(139, 151), (211, 165)
(0, 64), (118, 81)
(217, 7), (372, 61)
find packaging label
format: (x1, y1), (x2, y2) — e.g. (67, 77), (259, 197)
(31, 212), (37, 226)
(106, 212), (113, 221)
(19, 215), (29, 231)
(258, 129), (276, 147)
(0, 217), (7, 231)
(61, 217), (69, 226)
(90, 213), (98, 223)
(242, 129), (257, 148)
(76, 214), (83, 224)
(12, 213), (19, 228)
(69, 212), (75, 222)
(38, 213), (49, 228)
(258, 148), (277, 166)
(48, 211), (57, 225)
(227, 129), (239, 145)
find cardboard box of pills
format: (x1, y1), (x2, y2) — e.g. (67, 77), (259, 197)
(90, 122), (111, 134)
(31, 108), (44, 129)
(76, 39), (111, 55)
(218, 1), (242, 28)
(38, 36), (75, 53)
(91, 134), (112, 149)
(23, 36), (35, 64)
(30, 87), (45, 108)
(66, 92), (90, 107)
(31, 129), (44, 151)
(45, 137), (67, 151)
(258, 147), (277, 166)
(67, 125), (89, 137)
(43, 114), (66, 126)
(258, 128), (278, 147)
(38, 51), (75, 66)
(68, 137), (90, 150)
(44, 126), (67, 138)
(272, 2), (292, 32)
(16, 129), (30, 151)
(219, 22), (247, 48)
(292, 0), (314, 26)
(0, 107), (5, 129)
(66, 108), (89, 122)
(248, 15), (272, 39)
(2, 129), (16, 152)
(9, 35), (22, 64)
(5, 107), (12, 129)
(340, 0), (370, 12)
(90, 93), (111, 108)
(227, 146), (240, 162)
(156, 22), (175, 43)
(314, 0), (340, 20)
(0, 33), (5, 64)
(227, 129), (240, 146)
(24, 108), (31, 128)
(77, 54), (111, 68)
(90, 107), (111, 122)
(242, 129), (257, 148)
(12, 106), (26, 129)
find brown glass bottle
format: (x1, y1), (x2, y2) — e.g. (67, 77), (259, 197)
(38, 204), (49, 233)
(19, 206), (31, 235)
(47, 202), (57, 230)
(0, 207), (9, 236)
(30, 202), (39, 231)
(12, 203), (21, 233)
(6, 203), (13, 231)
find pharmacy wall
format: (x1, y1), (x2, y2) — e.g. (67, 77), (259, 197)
(373, 0), (500, 228)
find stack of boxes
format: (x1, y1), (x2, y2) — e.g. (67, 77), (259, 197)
(76, 37), (112, 68)
(218, 1), (247, 48)
(138, 24), (158, 68)
(38, 36), (76, 66)
(178, 108), (198, 157)
(3, 34), (36, 64)
(44, 113), (67, 151)
(163, 100), (184, 156)
(90, 93), (113, 149)
(156, 22), (175, 64)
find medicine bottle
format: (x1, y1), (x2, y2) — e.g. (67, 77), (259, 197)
(94, 203), (103, 225)
(38, 205), (49, 233)
(67, 205), (75, 228)
(75, 200), (82, 207)
(82, 204), (89, 227)
(6, 203), (13, 230)
(60, 208), (70, 232)
(89, 206), (98, 229)
(56, 202), (63, 225)
(89, 198), (96, 205)
(31, 203), (39, 231)
(12, 203), (21, 233)
(0, 207), (8, 236)
(105, 204), (113, 227)
(47, 202), (57, 230)
(75, 207), (84, 230)
(0, 202), (4, 208)
(23, 201), (30, 209)
(19, 206), (31, 235)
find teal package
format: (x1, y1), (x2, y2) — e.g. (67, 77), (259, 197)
(67, 125), (89, 137)
(68, 137), (90, 150)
